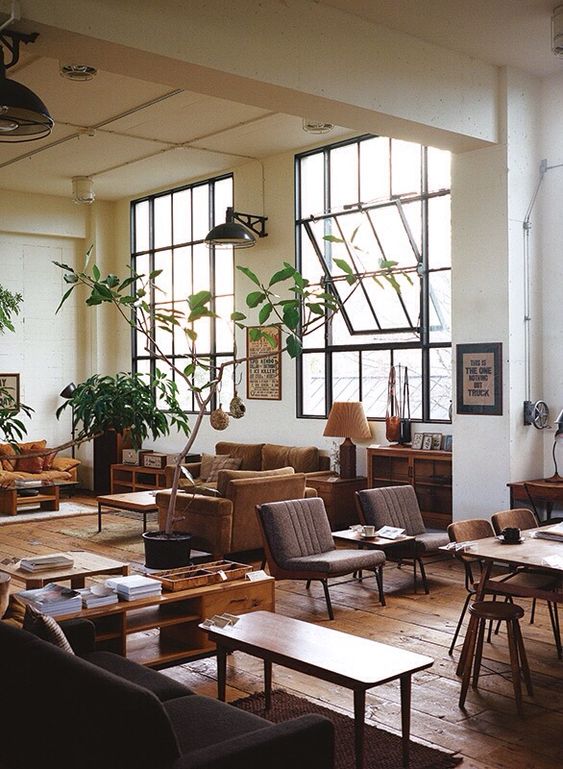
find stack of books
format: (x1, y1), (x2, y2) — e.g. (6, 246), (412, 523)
(19, 554), (74, 573)
(105, 575), (162, 601)
(78, 585), (118, 609)
(17, 583), (82, 617)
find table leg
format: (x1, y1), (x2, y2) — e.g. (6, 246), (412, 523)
(98, 503), (102, 533)
(264, 660), (272, 710)
(353, 689), (366, 769)
(216, 645), (227, 701)
(400, 674), (411, 768)
(412, 538), (417, 594)
(143, 512), (147, 533)
(70, 576), (86, 589)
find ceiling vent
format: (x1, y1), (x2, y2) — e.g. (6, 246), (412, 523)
(302, 119), (334, 135)
(60, 63), (97, 81)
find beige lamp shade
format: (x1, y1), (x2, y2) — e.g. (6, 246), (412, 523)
(323, 401), (371, 440)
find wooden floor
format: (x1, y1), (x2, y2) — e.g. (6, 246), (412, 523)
(1, 495), (562, 769)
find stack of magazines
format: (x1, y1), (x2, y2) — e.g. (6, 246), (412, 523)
(78, 584), (118, 609)
(534, 522), (563, 541)
(105, 575), (162, 601)
(19, 554), (74, 573)
(17, 583), (82, 617)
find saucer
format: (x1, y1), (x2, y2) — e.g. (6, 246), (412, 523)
(497, 535), (524, 545)
(360, 532), (376, 539)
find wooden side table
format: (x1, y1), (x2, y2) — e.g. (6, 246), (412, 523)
(306, 473), (367, 529)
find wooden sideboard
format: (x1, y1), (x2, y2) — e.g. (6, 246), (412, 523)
(366, 446), (452, 529)
(305, 473), (367, 529)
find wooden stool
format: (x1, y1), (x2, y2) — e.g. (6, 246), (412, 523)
(458, 600), (532, 714)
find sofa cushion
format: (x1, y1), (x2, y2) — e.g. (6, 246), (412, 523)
(200, 453), (243, 482)
(14, 454), (44, 473)
(164, 694), (269, 753)
(0, 439), (47, 472)
(216, 466), (295, 498)
(262, 444), (320, 473)
(216, 441), (264, 470)
(52, 456), (80, 472)
(84, 650), (194, 701)
(0, 469), (72, 482)
(23, 604), (75, 653)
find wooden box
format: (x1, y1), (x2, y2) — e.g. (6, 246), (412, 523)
(142, 452), (168, 469)
(151, 560), (252, 592)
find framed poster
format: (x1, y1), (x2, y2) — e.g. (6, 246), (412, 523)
(456, 343), (503, 415)
(0, 373), (20, 411)
(246, 325), (282, 400)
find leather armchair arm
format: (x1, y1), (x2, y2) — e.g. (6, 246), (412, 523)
(156, 490), (233, 559)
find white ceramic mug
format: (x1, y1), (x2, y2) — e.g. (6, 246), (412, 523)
(362, 525), (376, 537)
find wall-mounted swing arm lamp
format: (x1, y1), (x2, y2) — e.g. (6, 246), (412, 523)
(205, 207), (268, 249)
(0, 28), (54, 142)
(546, 408), (563, 483)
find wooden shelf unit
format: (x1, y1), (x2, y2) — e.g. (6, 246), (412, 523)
(110, 464), (167, 494)
(57, 575), (275, 668)
(366, 446), (452, 529)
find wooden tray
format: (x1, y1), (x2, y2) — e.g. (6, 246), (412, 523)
(151, 560), (252, 591)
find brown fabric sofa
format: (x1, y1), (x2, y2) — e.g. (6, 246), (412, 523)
(0, 439), (80, 484)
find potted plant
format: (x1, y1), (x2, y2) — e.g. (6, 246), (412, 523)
(54, 256), (346, 567)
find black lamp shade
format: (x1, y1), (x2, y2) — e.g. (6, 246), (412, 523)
(60, 382), (77, 399)
(0, 76), (54, 142)
(205, 221), (256, 249)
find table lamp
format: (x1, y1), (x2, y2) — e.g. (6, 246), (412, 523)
(546, 408), (563, 483)
(323, 401), (371, 479)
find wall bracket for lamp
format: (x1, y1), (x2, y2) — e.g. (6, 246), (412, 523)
(226, 207), (268, 239)
(205, 206), (268, 249)
(0, 29), (39, 70)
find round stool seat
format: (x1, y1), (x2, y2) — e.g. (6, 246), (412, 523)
(469, 600), (525, 622)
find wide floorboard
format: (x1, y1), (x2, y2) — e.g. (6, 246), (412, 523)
(1, 497), (562, 769)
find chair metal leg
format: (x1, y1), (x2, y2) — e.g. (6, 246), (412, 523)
(374, 565), (385, 606)
(506, 619), (524, 714)
(321, 579), (334, 620)
(530, 597), (537, 625)
(305, 580), (312, 589)
(418, 558), (429, 594)
(472, 618), (487, 689)
(449, 590), (473, 656)
(547, 601), (562, 659)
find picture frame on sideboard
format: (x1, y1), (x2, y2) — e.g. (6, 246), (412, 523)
(430, 433), (443, 450)
(442, 435), (453, 452)
(421, 434), (433, 451)
(411, 433), (424, 450)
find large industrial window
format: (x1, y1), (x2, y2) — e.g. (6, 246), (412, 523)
(296, 135), (451, 421)
(131, 174), (235, 413)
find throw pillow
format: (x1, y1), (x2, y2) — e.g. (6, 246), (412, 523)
(199, 453), (242, 482)
(262, 443), (320, 473)
(22, 604), (75, 654)
(2, 440), (47, 472)
(216, 466), (295, 498)
(14, 454), (44, 473)
(42, 449), (58, 470)
(0, 443), (17, 471)
(51, 457), (80, 472)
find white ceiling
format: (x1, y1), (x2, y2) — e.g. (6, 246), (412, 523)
(0, 1), (561, 202)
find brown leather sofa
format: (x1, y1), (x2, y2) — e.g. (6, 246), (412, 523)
(158, 442), (330, 558)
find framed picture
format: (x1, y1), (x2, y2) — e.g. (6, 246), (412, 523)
(0, 373), (20, 411)
(430, 432), (442, 450)
(443, 435), (453, 452)
(421, 434), (433, 451)
(456, 342), (503, 415)
(246, 325), (282, 400)
(411, 433), (424, 450)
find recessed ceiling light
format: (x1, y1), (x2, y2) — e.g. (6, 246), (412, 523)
(59, 64), (98, 81)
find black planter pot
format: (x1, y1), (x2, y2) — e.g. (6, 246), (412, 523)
(142, 531), (192, 570)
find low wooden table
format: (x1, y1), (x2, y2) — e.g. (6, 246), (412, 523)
(96, 491), (159, 532)
(202, 610), (433, 769)
(0, 550), (129, 589)
(0, 481), (74, 517)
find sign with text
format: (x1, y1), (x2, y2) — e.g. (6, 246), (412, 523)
(246, 325), (282, 400)
(456, 343), (502, 415)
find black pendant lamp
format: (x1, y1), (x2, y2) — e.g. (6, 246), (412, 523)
(205, 207), (268, 249)
(0, 30), (54, 142)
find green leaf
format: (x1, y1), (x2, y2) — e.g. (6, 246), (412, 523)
(259, 303), (273, 324)
(249, 327), (262, 342)
(85, 294), (103, 306)
(183, 363), (196, 378)
(104, 274), (120, 288)
(93, 283), (114, 300)
(287, 334), (302, 358)
(246, 291), (266, 308)
(350, 225), (361, 243)
(372, 275), (384, 288)
(269, 266), (295, 286)
(380, 258), (399, 269)
(52, 261), (75, 272)
(283, 305), (299, 331)
(188, 290), (212, 310)
(63, 273), (78, 284)
(149, 269), (163, 280)
(92, 264), (101, 281)
(306, 303), (324, 316)
(185, 328), (197, 342)
(237, 265), (261, 286)
(334, 258), (353, 275)
(55, 286), (76, 314)
(323, 234), (344, 243)
(118, 276), (136, 292)
(230, 311), (247, 321)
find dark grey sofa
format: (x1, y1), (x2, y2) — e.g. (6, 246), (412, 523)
(0, 619), (334, 769)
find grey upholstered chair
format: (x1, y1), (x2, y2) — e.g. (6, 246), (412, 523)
(355, 485), (449, 593)
(256, 497), (386, 620)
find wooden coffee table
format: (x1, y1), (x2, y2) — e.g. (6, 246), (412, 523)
(0, 480), (75, 517)
(96, 491), (159, 532)
(202, 610), (433, 769)
(0, 550), (129, 589)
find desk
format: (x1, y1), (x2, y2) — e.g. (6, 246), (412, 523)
(202, 610), (433, 769)
(508, 478), (563, 520)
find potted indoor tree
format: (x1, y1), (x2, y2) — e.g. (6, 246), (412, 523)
(54, 256), (346, 567)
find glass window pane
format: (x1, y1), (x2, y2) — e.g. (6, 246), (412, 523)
(215, 296), (234, 354)
(391, 351), (422, 419)
(391, 139), (421, 197)
(214, 249), (234, 296)
(135, 357), (151, 377)
(368, 205), (419, 269)
(330, 143), (358, 210)
(154, 249), (173, 302)
(360, 136), (390, 204)
(361, 350), (390, 419)
(427, 147), (451, 192)
(154, 194), (172, 249)
(192, 184), (209, 241)
(216, 356), (234, 411)
(332, 351), (359, 401)
(214, 177), (233, 225)
(192, 244), (210, 293)
(428, 196), (451, 268)
(134, 201), (149, 253)
(300, 152), (325, 218)
(173, 189), (191, 244)
(174, 366), (193, 411)
(429, 270), (451, 343)
(173, 246), (191, 303)
(301, 353), (325, 415)
(429, 347), (452, 420)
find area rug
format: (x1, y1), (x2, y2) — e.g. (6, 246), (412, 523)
(233, 690), (461, 769)
(57, 521), (151, 552)
(0, 501), (97, 526)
